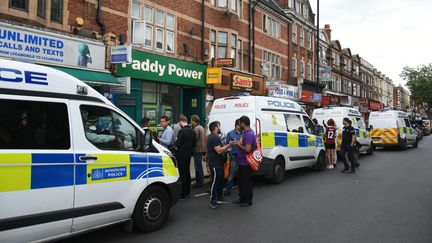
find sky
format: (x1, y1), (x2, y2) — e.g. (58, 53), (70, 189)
(309, 0), (432, 86)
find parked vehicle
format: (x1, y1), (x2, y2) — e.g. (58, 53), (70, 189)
(369, 110), (418, 150)
(0, 59), (181, 243)
(209, 96), (326, 184)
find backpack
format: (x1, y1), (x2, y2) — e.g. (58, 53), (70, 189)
(246, 135), (262, 171)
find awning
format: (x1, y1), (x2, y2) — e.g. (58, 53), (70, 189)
(50, 66), (122, 86)
(325, 91), (347, 97)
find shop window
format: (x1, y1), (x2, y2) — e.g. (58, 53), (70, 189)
(37, 0), (46, 18)
(9, 0), (28, 11)
(284, 114), (303, 132)
(0, 99), (70, 150)
(50, 0), (63, 24)
(80, 105), (139, 151)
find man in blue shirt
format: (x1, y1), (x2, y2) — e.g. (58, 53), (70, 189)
(224, 119), (242, 196)
(159, 116), (174, 148)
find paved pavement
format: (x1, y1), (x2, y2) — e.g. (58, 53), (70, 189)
(60, 136), (432, 243)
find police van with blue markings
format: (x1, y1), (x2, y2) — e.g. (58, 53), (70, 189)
(0, 59), (181, 242)
(209, 96), (326, 184)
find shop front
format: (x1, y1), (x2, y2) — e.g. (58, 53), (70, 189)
(266, 81), (299, 101)
(0, 22), (120, 92)
(115, 49), (206, 127)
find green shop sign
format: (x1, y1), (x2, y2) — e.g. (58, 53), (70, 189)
(117, 50), (206, 87)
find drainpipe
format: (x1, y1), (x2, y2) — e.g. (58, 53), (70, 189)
(252, 5), (256, 74)
(248, 0), (253, 73)
(97, 0), (106, 35)
(201, 0), (205, 62)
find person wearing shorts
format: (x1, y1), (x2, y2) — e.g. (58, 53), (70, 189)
(324, 119), (337, 169)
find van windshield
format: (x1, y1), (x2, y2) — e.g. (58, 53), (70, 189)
(370, 118), (397, 128)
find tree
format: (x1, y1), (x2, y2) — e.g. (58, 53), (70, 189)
(400, 64), (432, 118)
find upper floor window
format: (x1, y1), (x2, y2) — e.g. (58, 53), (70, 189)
(9, 0), (28, 11)
(303, 6), (309, 19)
(307, 62), (312, 80)
(295, 1), (301, 14)
(299, 28), (304, 47)
(300, 60), (305, 78)
(307, 32), (312, 50)
(263, 15), (281, 38)
(37, 0), (46, 18)
(218, 0), (228, 8)
(217, 31), (228, 58)
(263, 51), (281, 80)
(50, 0), (63, 24)
(292, 23), (297, 43)
(132, 5), (176, 54)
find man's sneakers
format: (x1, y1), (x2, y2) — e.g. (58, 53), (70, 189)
(210, 201), (220, 209)
(217, 197), (229, 204)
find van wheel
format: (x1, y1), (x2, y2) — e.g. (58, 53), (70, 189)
(413, 139), (419, 148)
(271, 157), (285, 184)
(400, 138), (408, 151)
(367, 143), (374, 155)
(313, 151), (326, 171)
(132, 185), (170, 233)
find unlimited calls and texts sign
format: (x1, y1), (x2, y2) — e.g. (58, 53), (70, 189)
(117, 49), (206, 87)
(0, 22), (106, 71)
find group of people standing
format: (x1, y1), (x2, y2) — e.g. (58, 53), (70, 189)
(143, 114), (255, 209)
(313, 117), (359, 173)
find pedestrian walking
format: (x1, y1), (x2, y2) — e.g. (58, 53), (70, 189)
(224, 119), (242, 196)
(232, 116), (256, 207)
(341, 118), (357, 173)
(191, 115), (206, 187)
(207, 121), (234, 209)
(324, 119), (337, 169)
(175, 116), (197, 199)
(159, 116), (174, 149)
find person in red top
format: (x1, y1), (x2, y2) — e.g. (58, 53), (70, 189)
(324, 119), (337, 169)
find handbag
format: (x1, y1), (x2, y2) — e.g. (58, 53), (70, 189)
(224, 156), (231, 179)
(246, 135), (263, 171)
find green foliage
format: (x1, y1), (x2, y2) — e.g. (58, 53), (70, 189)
(400, 64), (432, 115)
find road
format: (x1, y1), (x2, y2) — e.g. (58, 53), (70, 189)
(61, 136), (432, 243)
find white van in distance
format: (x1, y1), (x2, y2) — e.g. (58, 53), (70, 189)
(209, 96), (326, 184)
(0, 59), (181, 242)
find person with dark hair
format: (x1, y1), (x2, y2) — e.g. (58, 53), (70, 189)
(191, 114), (206, 187)
(172, 115), (186, 142)
(159, 116), (174, 148)
(175, 116), (197, 199)
(141, 117), (150, 130)
(312, 118), (325, 136)
(224, 119), (242, 196)
(207, 121), (234, 209)
(232, 116), (256, 207)
(325, 119), (337, 169)
(341, 117), (357, 173)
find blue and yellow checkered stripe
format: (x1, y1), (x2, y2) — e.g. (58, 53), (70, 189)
(399, 127), (414, 135)
(261, 132), (324, 148)
(0, 153), (178, 192)
(355, 129), (370, 139)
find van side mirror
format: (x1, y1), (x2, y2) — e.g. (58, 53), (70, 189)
(143, 129), (153, 151)
(368, 125), (373, 131)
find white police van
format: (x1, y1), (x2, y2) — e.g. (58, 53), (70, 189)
(312, 107), (374, 155)
(209, 96), (326, 184)
(0, 59), (181, 242)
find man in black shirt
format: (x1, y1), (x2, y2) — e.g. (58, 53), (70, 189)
(207, 121), (234, 209)
(341, 117), (357, 173)
(175, 116), (197, 199)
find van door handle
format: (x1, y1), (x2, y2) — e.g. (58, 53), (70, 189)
(79, 155), (98, 161)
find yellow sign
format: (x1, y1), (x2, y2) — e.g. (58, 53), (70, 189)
(206, 67), (222, 84)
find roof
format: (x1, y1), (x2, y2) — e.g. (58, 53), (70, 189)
(0, 58), (110, 105)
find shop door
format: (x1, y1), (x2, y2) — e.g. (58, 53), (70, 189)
(182, 88), (204, 125)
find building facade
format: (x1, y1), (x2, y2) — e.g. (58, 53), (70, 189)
(394, 85), (410, 112)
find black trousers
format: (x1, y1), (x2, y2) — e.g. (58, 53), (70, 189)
(176, 151), (192, 197)
(238, 165), (253, 204)
(341, 146), (356, 171)
(210, 165), (224, 202)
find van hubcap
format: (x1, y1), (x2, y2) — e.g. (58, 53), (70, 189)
(143, 195), (163, 221)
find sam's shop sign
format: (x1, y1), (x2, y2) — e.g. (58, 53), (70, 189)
(117, 50), (206, 87)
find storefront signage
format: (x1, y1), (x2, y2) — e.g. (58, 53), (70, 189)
(301, 91), (321, 103)
(110, 45), (132, 64)
(206, 67), (222, 84)
(231, 74), (253, 91)
(110, 77), (130, 94)
(0, 22), (106, 71)
(268, 84), (299, 101)
(117, 50), (206, 87)
(265, 81), (280, 90)
(320, 69), (332, 82)
(216, 58), (235, 67)
(340, 95), (352, 106)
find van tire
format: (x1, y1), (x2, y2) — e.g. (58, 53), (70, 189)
(400, 138), (408, 151)
(271, 157), (286, 184)
(132, 185), (170, 233)
(313, 151), (326, 171)
(413, 138), (418, 148)
(367, 143), (374, 155)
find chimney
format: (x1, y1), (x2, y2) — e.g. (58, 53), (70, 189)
(324, 24), (332, 40)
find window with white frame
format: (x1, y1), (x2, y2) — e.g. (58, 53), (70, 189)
(231, 33), (237, 61)
(210, 30), (239, 61)
(263, 51), (281, 80)
(210, 30), (216, 59)
(307, 62), (312, 80)
(300, 60), (305, 78)
(292, 57), (297, 77)
(218, 0), (227, 8)
(303, 5), (308, 19)
(132, 5), (176, 54)
(237, 0), (242, 18)
(300, 28), (304, 47)
(263, 15), (281, 38)
(295, 1), (301, 14)
(288, 0), (294, 8)
(217, 31), (228, 58)
(307, 32), (313, 50)
(231, 0), (237, 11)
(292, 23), (297, 43)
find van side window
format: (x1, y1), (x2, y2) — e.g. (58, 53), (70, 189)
(356, 118), (365, 129)
(397, 118), (406, 128)
(284, 114), (303, 132)
(0, 99), (70, 149)
(404, 119), (411, 128)
(80, 105), (140, 151)
(302, 116), (315, 134)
